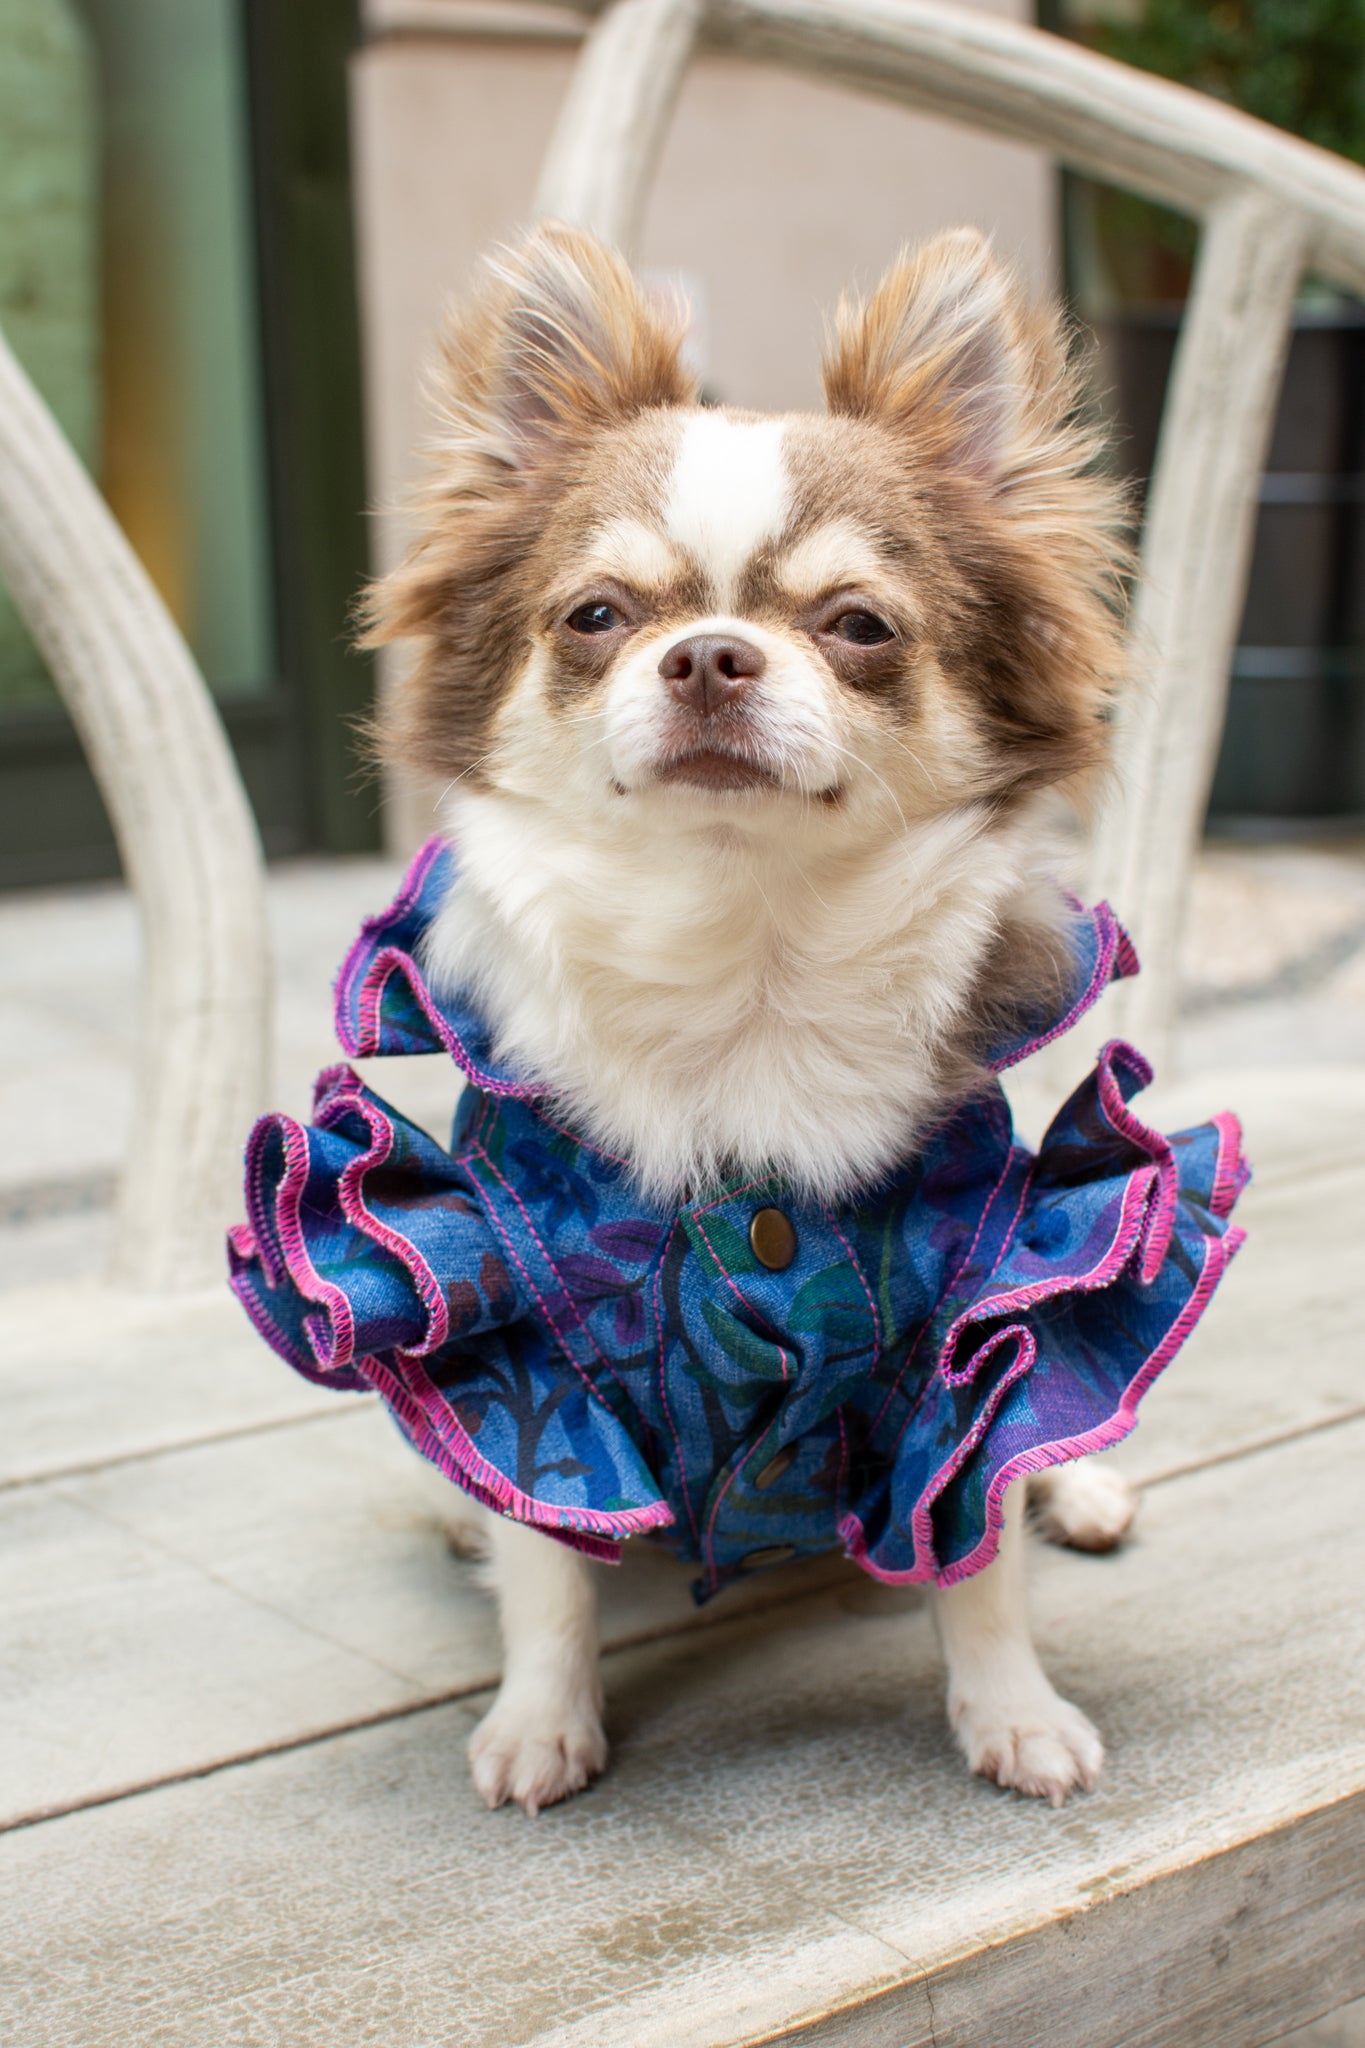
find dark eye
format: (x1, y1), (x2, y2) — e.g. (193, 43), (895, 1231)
(566, 602), (623, 635)
(826, 610), (895, 646)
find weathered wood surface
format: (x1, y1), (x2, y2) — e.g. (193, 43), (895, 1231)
(2, 1123), (1359, 1831)
(409, 0), (1365, 292)
(0, 1400), (847, 1828)
(0, 325), (270, 1292)
(3, 1419), (1362, 2047)
(0, 1284), (345, 1489)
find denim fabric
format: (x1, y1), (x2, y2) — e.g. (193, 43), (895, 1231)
(230, 840), (1248, 1599)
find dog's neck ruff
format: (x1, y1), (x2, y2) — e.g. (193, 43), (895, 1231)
(419, 802), (1080, 1202)
(334, 836), (1134, 1142)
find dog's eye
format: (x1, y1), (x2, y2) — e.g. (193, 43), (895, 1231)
(827, 610), (895, 646)
(566, 602), (623, 635)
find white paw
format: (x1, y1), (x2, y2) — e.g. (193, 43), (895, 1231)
(951, 1683), (1104, 1806)
(468, 1681), (608, 1816)
(1030, 1460), (1137, 1554)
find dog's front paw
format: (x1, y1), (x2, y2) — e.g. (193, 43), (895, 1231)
(1030, 1460), (1137, 1554)
(950, 1682), (1103, 1807)
(468, 1682), (608, 1816)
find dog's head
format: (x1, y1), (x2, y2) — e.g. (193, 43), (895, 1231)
(369, 223), (1127, 845)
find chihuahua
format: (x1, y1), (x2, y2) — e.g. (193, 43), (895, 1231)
(365, 223), (1138, 1815)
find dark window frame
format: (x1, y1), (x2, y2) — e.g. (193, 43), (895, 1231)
(0, 0), (377, 889)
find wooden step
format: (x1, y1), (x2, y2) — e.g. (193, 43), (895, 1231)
(2, 1418), (1361, 2048)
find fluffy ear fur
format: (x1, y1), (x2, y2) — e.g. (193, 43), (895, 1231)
(428, 220), (694, 482)
(823, 228), (1051, 483)
(362, 223), (695, 783)
(825, 230), (1132, 801)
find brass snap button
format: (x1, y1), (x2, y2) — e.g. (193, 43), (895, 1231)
(754, 1442), (798, 1491)
(749, 1206), (797, 1271)
(739, 1543), (797, 1572)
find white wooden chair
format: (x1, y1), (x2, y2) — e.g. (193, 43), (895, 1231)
(1, 6), (1362, 2043)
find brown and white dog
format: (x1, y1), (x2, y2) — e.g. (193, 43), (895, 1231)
(369, 222), (1138, 1815)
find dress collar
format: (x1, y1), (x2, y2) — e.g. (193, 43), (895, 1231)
(334, 836), (1138, 1095)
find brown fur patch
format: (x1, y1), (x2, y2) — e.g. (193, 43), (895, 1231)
(362, 227), (697, 784)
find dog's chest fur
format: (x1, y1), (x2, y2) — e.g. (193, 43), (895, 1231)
(425, 792), (1064, 1200)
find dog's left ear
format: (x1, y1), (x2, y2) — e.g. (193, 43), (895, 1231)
(822, 230), (1063, 485)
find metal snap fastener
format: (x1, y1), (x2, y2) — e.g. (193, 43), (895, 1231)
(749, 1206), (797, 1271)
(754, 1442), (798, 1491)
(739, 1543), (797, 1572)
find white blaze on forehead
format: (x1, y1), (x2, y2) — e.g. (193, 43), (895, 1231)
(663, 413), (790, 600)
(581, 517), (681, 592)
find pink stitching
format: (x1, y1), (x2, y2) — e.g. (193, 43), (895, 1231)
(825, 1208), (882, 1368)
(317, 1087), (450, 1357)
(841, 1215), (1246, 1589)
(371, 1346), (673, 1544)
(691, 1211), (790, 1354)
(534, 1104), (631, 1168)
(242, 1115), (356, 1372)
(989, 901), (1134, 1073)
(653, 1226), (700, 1547)
(471, 1142), (616, 1372)
(691, 1171), (781, 1218)
(1209, 1109), (1251, 1219)
(334, 835), (445, 1023)
(462, 1163), (619, 1420)
(700, 1378), (791, 1586)
(867, 1102), (1022, 1439)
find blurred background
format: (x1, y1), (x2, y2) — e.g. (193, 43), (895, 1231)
(4, 0), (1365, 1227)
(3, 0), (1365, 885)
(1, 25), (1362, 2040)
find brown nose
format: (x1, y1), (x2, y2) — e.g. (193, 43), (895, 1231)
(658, 633), (766, 715)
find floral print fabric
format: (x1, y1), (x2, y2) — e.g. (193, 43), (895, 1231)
(229, 840), (1248, 1599)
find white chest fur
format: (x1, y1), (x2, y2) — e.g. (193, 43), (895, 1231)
(423, 793), (1061, 1200)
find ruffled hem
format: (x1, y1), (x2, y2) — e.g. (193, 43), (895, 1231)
(837, 1040), (1248, 1587)
(228, 1067), (674, 1551)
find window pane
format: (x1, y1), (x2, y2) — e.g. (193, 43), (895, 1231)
(0, 0), (275, 709)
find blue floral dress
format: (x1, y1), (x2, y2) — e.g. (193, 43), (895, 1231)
(229, 838), (1248, 1601)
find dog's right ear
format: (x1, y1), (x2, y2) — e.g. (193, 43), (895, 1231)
(434, 222), (696, 478)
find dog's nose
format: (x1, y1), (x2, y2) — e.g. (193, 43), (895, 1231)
(658, 634), (765, 714)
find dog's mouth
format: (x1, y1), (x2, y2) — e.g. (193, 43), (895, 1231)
(652, 748), (783, 793)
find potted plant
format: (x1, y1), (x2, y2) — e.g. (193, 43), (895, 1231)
(1048, 0), (1365, 821)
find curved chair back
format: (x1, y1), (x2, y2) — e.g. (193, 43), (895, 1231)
(0, 330), (269, 1292)
(7, 0), (1365, 1295)
(530, 0), (1365, 1062)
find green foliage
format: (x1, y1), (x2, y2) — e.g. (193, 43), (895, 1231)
(1094, 0), (1365, 163)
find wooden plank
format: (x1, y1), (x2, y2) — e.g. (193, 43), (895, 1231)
(770, 1799), (1365, 2048)
(0, 1402), (845, 1828)
(3, 1151), (1359, 1826)
(1107, 1155), (1365, 1486)
(1, 1420), (1361, 2047)
(0, 1282), (350, 1488)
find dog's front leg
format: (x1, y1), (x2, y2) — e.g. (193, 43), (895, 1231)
(468, 1515), (608, 1815)
(933, 1482), (1102, 1805)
